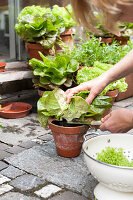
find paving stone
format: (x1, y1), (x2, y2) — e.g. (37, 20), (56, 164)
(0, 175), (10, 184)
(10, 174), (45, 191)
(0, 113), (46, 146)
(49, 191), (89, 200)
(0, 143), (10, 151)
(6, 146), (25, 154)
(0, 151), (12, 160)
(38, 134), (53, 141)
(0, 192), (40, 200)
(114, 97), (133, 108)
(35, 184), (62, 199)
(1, 166), (25, 179)
(5, 141), (97, 199)
(0, 162), (8, 171)
(18, 141), (37, 149)
(0, 184), (13, 195)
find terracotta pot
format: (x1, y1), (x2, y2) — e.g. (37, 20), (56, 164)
(102, 89), (119, 117)
(0, 102), (32, 119)
(0, 62), (6, 72)
(114, 36), (129, 45)
(115, 73), (133, 101)
(106, 89), (119, 104)
(60, 29), (74, 49)
(101, 37), (113, 44)
(49, 120), (89, 158)
(38, 87), (47, 97)
(25, 42), (54, 60)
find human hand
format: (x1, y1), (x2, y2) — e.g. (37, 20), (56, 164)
(100, 108), (133, 133)
(65, 76), (107, 104)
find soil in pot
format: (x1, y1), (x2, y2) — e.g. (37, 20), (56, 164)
(49, 120), (89, 158)
(0, 62), (6, 72)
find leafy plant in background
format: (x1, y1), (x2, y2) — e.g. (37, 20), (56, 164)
(29, 51), (79, 89)
(15, 5), (76, 49)
(76, 61), (128, 95)
(69, 34), (133, 66)
(37, 88), (112, 128)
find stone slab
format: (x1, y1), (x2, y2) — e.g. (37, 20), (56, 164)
(0, 192), (40, 200)
(5, 141), (97, 199)
(0, 162), (8, 171)
(49, 191), (89, 200)
(0, 184), (13, 195)
(10, 174), (46, 191)
(6, 146), (25, 154)
(35, 184), (62, 199)
(0, 113), (47, 146)
(0, 151), (12, 160)
(114, 97), (133, 108)
(1, 166), (25, 179)
(0, 175), (10, 185)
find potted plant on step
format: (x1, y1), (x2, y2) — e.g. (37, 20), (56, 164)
(15, 5), (76, 60)
(29, 51), (79, 95)
(37, 88), (112, 158)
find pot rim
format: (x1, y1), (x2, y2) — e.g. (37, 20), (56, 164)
(49, 120), (88, 129)
(83, 133), (133, 170)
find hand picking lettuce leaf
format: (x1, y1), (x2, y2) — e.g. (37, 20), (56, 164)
(37, 89), (112, 128)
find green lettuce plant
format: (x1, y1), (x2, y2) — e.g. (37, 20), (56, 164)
(29, 51), (79, 88)
(37, 88), (112, 128)
(15, 5), (75, 49)
(76, 61), (128, 95)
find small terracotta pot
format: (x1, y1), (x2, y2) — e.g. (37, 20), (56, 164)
(101, 37), (113, 44)
(0, 102), (32, 119)
(106, 89), (119, 104)
(102, 89), (119, 117)
(49, 120), (89, 158)
(0, 62), (6, 72)
(25, 42), (54, 60)
(115, 73), (133, 101)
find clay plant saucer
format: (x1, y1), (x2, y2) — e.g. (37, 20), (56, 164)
(0, 62), (6, 72)
(0, 102), (32, 119)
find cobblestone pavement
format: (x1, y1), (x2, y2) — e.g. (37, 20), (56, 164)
(0, 93), (132, 200)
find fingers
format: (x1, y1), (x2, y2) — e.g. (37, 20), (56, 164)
(100, 113), (112, 131)
(101, 113), (111, 123)
(86, 90), (98, 104)
(65, 87), (79, 104)
(65, 84), (86, 104)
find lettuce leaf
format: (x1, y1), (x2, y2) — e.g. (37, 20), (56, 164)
(37, 88), (112, 127)
(76, 61), (128, 94)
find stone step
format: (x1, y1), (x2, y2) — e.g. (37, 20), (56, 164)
(0, 62), (34, 94)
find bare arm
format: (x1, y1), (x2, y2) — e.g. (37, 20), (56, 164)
(104, 49), (133, 85)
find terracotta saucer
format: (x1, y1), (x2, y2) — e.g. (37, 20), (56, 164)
(0, 62), (6, 72)
(0, 102), (32, 119)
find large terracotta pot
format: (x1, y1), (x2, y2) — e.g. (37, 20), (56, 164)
(0, 62), (6, 72)
(115, 73), (133, 101)
(49, 120), (89, 158)
(25, 42), (54, 60)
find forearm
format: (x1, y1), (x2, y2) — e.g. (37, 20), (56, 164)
(101, 49), (133, 85)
